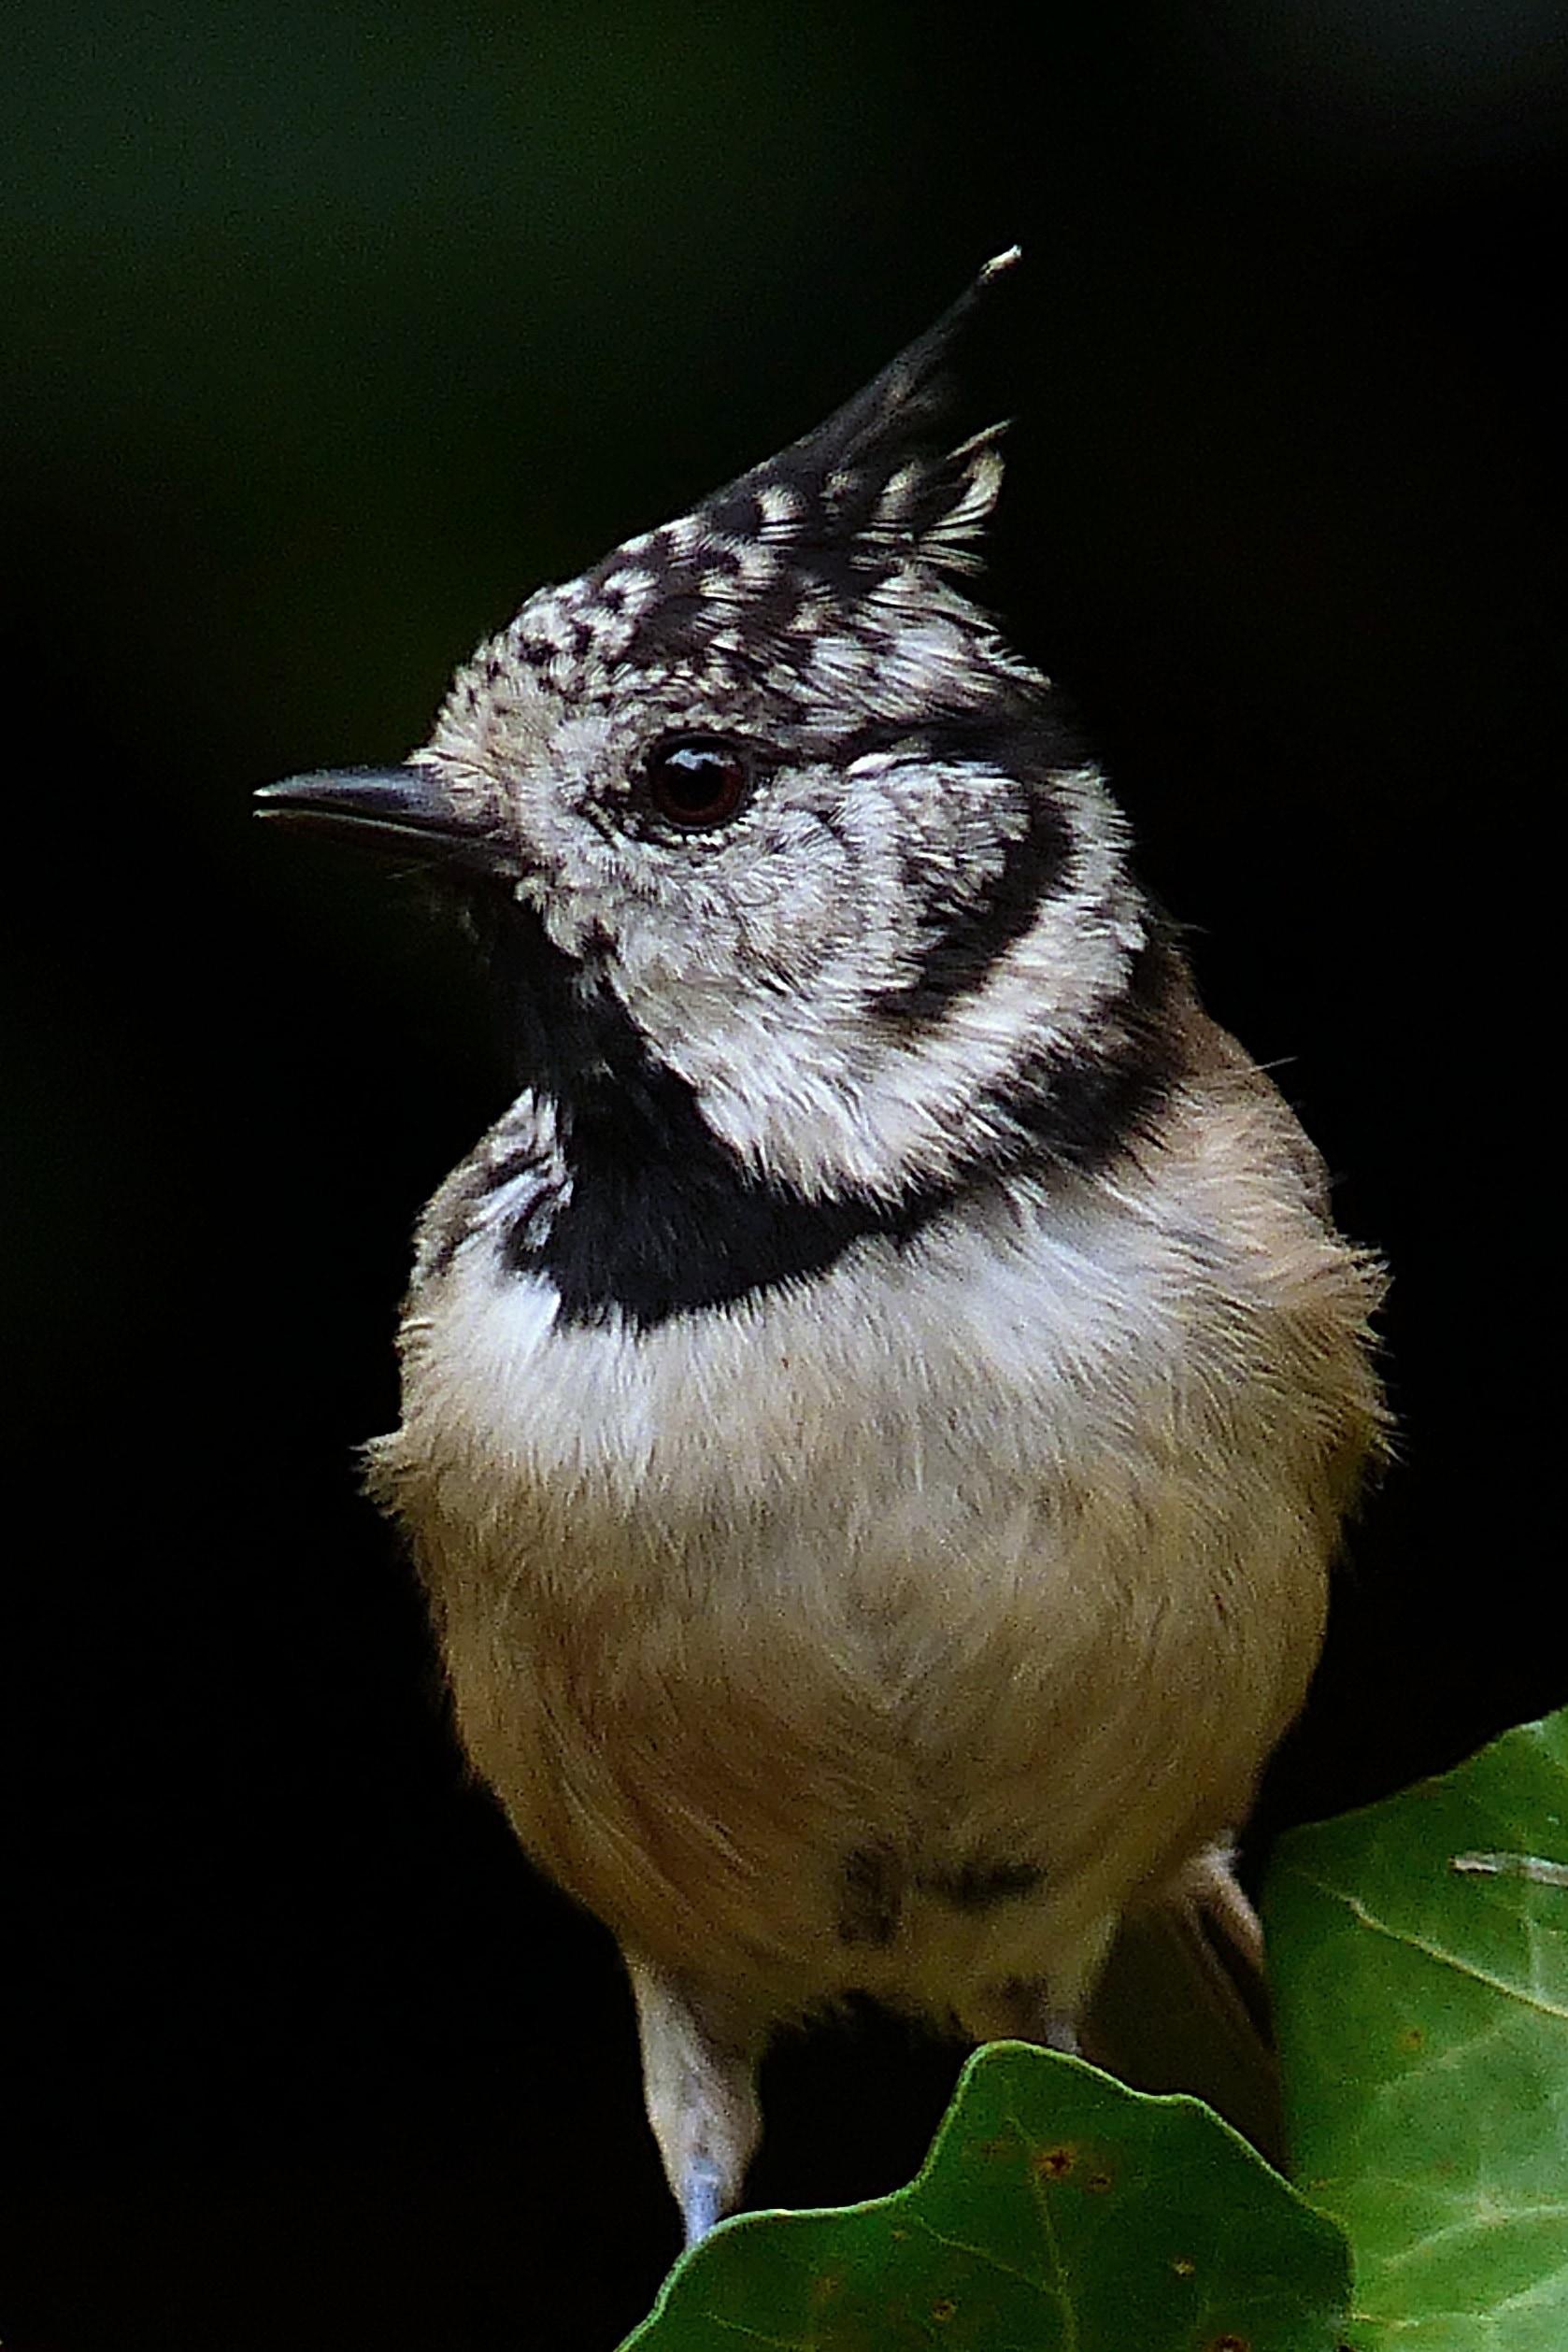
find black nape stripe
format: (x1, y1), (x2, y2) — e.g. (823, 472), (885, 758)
(860, 716), (1086, 1029)
(883, 789), (1073, 1025)
(976, 929), (1189, 1177)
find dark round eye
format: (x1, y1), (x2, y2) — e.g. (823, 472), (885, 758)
(645, 736), (750, 829)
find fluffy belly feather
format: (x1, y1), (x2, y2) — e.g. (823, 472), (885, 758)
(372, 1189), (1348, 2020)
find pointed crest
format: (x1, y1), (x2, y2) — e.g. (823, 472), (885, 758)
(696, 246), (1021, 579)
(504, 250), (1025, 692)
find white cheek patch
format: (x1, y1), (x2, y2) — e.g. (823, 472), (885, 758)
(601, 754), (1138, 1204)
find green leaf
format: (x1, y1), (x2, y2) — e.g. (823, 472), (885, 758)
(1265, 1707), (1568, 2350)
(620, 2041), (1349, 2351)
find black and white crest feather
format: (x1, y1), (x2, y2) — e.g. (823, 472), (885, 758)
(506, 244), (1022, 702)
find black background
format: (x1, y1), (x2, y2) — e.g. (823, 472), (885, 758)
(3, 6), (1564, 2346)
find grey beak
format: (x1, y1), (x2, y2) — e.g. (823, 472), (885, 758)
(254, 764), (510, 872)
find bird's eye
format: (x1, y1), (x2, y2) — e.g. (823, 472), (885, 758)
(645, 736), (751, 830)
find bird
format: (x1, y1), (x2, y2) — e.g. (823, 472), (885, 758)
(257, 249), (1385, 2245)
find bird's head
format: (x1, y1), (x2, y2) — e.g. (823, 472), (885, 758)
(259, 251), (1176, 1214)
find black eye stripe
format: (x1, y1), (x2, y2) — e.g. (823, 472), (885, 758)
(645, 735), (751, 830)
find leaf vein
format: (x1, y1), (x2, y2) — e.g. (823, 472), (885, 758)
(1302, 1877), (1568, 2018)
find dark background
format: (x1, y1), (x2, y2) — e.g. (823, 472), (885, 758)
(3, 5), (1564, 2346)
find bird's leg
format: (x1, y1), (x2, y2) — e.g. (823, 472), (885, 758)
(1177, 1843), (1267, 1975)
(623, 1949), (763, 2245)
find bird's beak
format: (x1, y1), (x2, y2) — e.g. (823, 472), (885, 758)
(254, 764), (513, 874)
